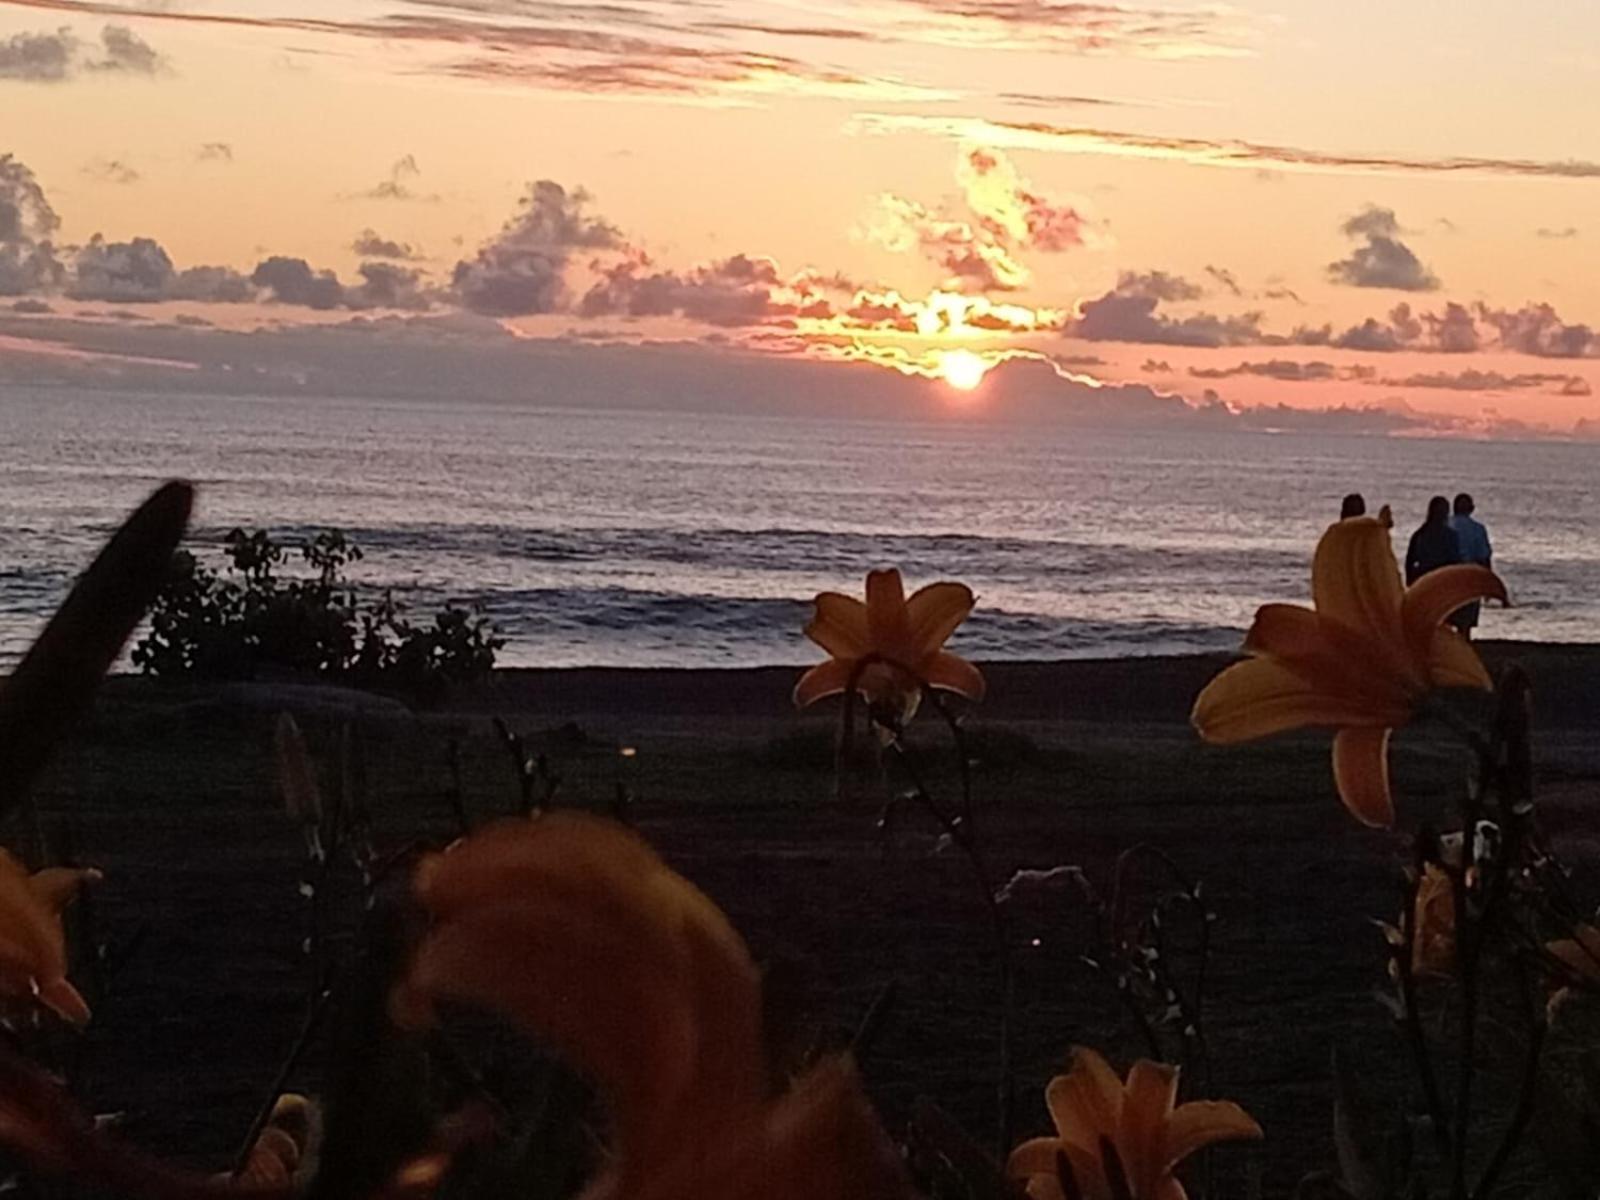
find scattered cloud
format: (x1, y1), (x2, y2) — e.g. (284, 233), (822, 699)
(1379, 368), (1589, 393)
(0, 24), (162, 81)
(1188, 359), (1365, 383)
(1535, 225), (1578, 239)
(83, 158), (139, 185)
(197, 141), (233, 163)
(451, 179), (622, 316)
(1204, 265), (1242, 296)
(1326, 206), (1439, 291)
(68, 234), (172, 301)
(0, 27), (74, 80)
(359, 155), (437, 202)
(93, 23), (160, 73)
(1067, 270), (1260, 346)
(852, 114), (1600, 181)
(1291, 300), (1593, 358)
(251, 255), (346, 310)
(351, 228), (420, 260)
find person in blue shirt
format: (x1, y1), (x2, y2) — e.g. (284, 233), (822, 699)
(1406, 495), (1461, 586)
(1449, 492), (1492, 637)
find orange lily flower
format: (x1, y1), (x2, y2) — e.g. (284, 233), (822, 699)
(1547, 924), (1600, 986)
(391, 813), (913, 1200)
(794, 568), (984, 721)
(1191, 516), (1506, 827)
(1007, 1048), (1261, 1200)
(0, 850), (100, 1026)
(1384, 864), (1455, 979)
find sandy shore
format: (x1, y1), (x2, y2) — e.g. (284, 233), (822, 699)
(27, 643), (1600, 1192)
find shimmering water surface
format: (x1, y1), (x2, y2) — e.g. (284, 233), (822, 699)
(3, 386), (1598, 668)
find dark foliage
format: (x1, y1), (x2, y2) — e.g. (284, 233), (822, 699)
(131, 527), (503, 695)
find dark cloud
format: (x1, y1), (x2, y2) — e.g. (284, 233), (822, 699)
(0, 154), (63, 295)
(0, 24), (162, 80)
(169, 264), (253, 302)
(1204, 265), (1242, 296)
(858, 114), (1600, 181)
(1068, 273), (1260, 347)
(92, 24), (161, 73)
(1479, 303), (1594, 358)
(10, 297), (51, 313)
(452, 179), (622, 316)
(68, 234), (173, 301)
(0, 153), (59, 243)
(197, 141), (233, 162)
(1112, 270), (1203, 302)
(1189, 359), (1343, 382)
(1381, 368), (1587, 392)
(1536, 226), (1578, 239)
(1327, 206), (1439, 291)
(1288, 299), (1593, 359)
(251, 256), (345, 310)
(579, 253), (837, 326)
(0, 27), (74, 79)
(351, 229), (420, 260)
(348, 260), (429, 310)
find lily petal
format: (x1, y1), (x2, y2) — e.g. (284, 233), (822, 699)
(865, 570), (911, 659)
(804, 594), (870, 659)
(1401, 565), (1506, 658)
(35, 977), (90, 1027)
(923, 651), (986, 702)
(1006, 1137), (1066, 1178)
(1192, 658), (1398, 745)
(1045, 1048), (1123, 1160)
(1242, 605), (1409, 709)
(1160, 1101), (1263, 1173)
(1331, 726), (1394, 828)
(1119, 1060), (1178, 1198)
(904, 583), (975, 660)
(1311, 518), (1406, 649)
(1425, 626), (1492, 691)
(793, 659), (855, 708)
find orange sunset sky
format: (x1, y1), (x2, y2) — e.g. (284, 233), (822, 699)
(1, 0), (1597, 436)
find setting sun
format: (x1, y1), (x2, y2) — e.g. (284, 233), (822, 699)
(939, 349), (990, 391)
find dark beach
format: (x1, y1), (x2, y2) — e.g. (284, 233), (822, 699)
(25, 643), (1600, 1192)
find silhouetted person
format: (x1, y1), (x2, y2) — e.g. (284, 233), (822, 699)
(1405, 495), (1461, 586)
(1449, 493), (1492, 637)
(1340, 493), (1366, 519)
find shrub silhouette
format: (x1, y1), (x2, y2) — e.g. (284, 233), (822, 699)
(132, 527), (503, 694)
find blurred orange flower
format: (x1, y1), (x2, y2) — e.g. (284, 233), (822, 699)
(392, 813), (912, 1200)
(0, 850), (100, 1026)
(794, 568), (984, 720)
(1007, 1047), (1260, 1200)
(1192, 517), (1506, 827)
(1409, 864), (1456, 978)
(1547, 924), (1600, 986)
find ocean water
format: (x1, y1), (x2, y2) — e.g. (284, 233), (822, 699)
(3, 385), (1598, 670)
